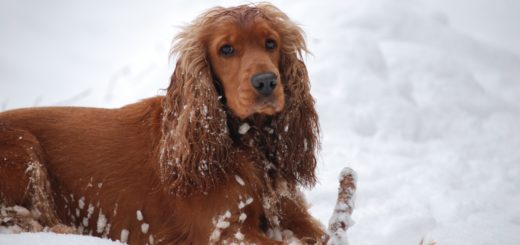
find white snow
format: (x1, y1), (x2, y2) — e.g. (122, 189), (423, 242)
(11, 206), (31, 217)
(136, 210), (143, 221)
(87, 204), (95, 218)
(234, 175), (245, 186)
(266, 228), (283, 241)
(215, 220), (230, 229)
(208, 229), (222, 243)
(238, 213), (247, 223)
(234, 231), (244, 240)
(0, 233), (124, 245)
(238, 202), (245, 210)
(96, 211), (107, 234)
(209, 210), (232, 243)
(78, 197), (86, 210)
(245, 197), (253, 205)
(328, 231), (350, 245)
(140, 223), (149, 234)
(1, 0), (519, 244)
(238, 197), (253, 210)
(238, 123), (250, 134)
(120, 229), (129, 243)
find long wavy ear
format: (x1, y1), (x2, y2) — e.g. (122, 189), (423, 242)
(159, 13), (233, 196)
(277, 58), (319, 188)
(260, 3), (320, 188)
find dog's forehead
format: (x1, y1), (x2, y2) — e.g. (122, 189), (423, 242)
(209, 19), (277, 44)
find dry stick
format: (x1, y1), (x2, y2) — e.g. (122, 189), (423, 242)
(327, 167), (357, 245)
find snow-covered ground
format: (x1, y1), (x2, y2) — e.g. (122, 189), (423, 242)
(0, 233), (123, 245)
(1, 0), (519, 244)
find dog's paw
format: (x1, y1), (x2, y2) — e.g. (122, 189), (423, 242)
(326, 167), (357, 245)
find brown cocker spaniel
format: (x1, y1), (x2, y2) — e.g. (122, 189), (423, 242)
(0, 3), (328, 244)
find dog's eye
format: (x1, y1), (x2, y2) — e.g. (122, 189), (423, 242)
(220, 44), (234, 56)
(265, 39), (276, 50)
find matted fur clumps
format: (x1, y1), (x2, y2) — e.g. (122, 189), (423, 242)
(160, 3), (319, 196)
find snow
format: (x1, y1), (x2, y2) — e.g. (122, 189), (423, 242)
(0, 233), (124, 245)
(11, 206), (31, 217)
(96, 211), (107, 234)
(329, 231), (350, 245)
(234, 231), (244, 240)
(215, 221), (230, 229)
(78, 197), (86, 210)
(266, 228), (283, 241)
(238, 197), (254, 210)
(245, 197), (253, 206)
(87, 204), (95, 218)
(238, 123), (251, 134)
(120, 229), (129, 244)
(140, 223), (149, 234)
(1, 0), (519, 244)
(136, 210), (143, 221)
(209, 210), (233, 243)
(238, 213), (247, 223)
(234, 175), (246, 186)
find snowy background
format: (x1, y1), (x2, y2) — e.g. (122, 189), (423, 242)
(1, 0), (519, 244)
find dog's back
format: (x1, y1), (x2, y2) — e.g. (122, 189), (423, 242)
(0, 97), (168, 241)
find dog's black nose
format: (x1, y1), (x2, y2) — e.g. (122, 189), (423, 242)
(251, 72), (277, 96)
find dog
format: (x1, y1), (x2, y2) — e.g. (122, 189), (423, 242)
(0, 3), (329, 244)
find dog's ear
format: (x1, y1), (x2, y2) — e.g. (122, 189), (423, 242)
(160, 26), (232, 196)
(260, 3), (320, 188)
(275, 56), (319, 189)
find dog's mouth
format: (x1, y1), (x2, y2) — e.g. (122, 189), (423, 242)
(233, 85), (285, 118)
(253, 99), (283, 115)
(233, 96), (283, 118)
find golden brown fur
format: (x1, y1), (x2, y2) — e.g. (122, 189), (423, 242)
(0, 3), (324, 244)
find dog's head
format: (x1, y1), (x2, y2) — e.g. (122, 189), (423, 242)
(205, 8), (284, 118)
(161, 3), (318, 196)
